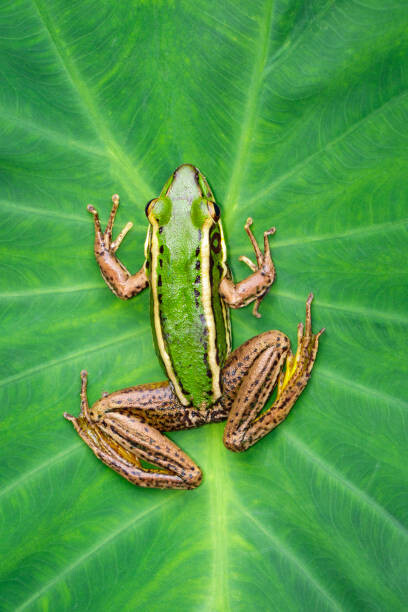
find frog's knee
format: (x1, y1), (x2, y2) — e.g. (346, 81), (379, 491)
(88, 396), (111, 423)
(185, 465), (203, 488)
(223, 431), (248, 453)
(260, 330), (290, 352)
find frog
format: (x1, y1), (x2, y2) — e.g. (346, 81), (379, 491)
(64, 164), (324, 489)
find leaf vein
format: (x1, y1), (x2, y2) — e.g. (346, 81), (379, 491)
(0, 284), (103, 299)
(31, 0), (153, 199)
(0, 329), (148, 389)
(271, 289), (408, 327)
(318, 367), (408, 411)
(237, 499), (343, 611)
(249, 89), (408, 204)
(0, 443), (81, 501)
(15, 496), (176, 611)
(283, 430), (408, 539)
(224, 0), (275, 219)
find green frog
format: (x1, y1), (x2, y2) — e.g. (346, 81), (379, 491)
(64, 164), (324, 489)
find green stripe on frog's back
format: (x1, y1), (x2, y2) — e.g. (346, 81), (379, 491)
(148, 215), (189, 405)
(148, 199), (229, 410)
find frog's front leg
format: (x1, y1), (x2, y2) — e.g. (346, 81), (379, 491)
(219, 217), (276, 318)
(221, 294), (325, 451)
(64, 373), (206, 489)
(88, 195), (149, 299)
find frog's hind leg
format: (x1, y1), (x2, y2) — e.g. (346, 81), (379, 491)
(64, 373), (202, 490)
(222, 294), (324, 452)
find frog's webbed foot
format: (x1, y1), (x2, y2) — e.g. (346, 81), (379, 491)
(276, 293), (325, 399)
(64, 372), (202, 489)
(64, 370), (125, 465)
(223, 294), (324, 451)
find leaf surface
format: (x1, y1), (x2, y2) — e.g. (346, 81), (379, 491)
(1, 1), (407, 610)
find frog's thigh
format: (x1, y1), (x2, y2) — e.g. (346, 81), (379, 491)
(221, 330), (290, 409)
(221, 330), (290, 451)
(65, 376), (203, 490)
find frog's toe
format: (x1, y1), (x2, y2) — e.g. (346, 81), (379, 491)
(63, 412), (75, 422)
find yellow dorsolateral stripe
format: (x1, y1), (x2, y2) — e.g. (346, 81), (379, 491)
(201, 218), (222, 400)
(218, 220), (231, 355)
(143, 225), (152, 261)
(149, 218), (190, 406)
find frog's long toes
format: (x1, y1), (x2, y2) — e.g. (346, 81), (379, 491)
(63, 412), (76, 422)
(87, 204), (97, 214)
(306, 292), (314, 305)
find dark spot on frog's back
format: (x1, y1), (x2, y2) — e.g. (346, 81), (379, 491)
(158, 275), (162, 287)
(159, 245), (164, 253)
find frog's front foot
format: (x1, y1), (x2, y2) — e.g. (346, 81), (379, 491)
(219, 218), (276, 318)
(64, 372), (202, 489)
(240, 218), (276, 318)
(87, 195), (133, 257)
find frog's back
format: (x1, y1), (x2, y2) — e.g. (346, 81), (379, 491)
(145, 165), (231, 409)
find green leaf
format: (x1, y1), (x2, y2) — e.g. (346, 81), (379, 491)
(1, 0), (407, 610)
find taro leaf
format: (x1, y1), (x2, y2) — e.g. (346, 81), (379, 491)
(1, 1), (407, 610)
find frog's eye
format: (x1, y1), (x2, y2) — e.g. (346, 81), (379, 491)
(146, 197), (172, 225)
(145, 199), (156, 217)
(207, 201), (220, 223)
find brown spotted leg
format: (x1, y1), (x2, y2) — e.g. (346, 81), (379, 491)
(87, 195), (149, 299)
(219, 218), (276, 318)
(64, 373), (207, 489)
(222, 294), (325, 452)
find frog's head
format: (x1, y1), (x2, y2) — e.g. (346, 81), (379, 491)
(146, 164), (220, 228)
(164, 164), (214, 201)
